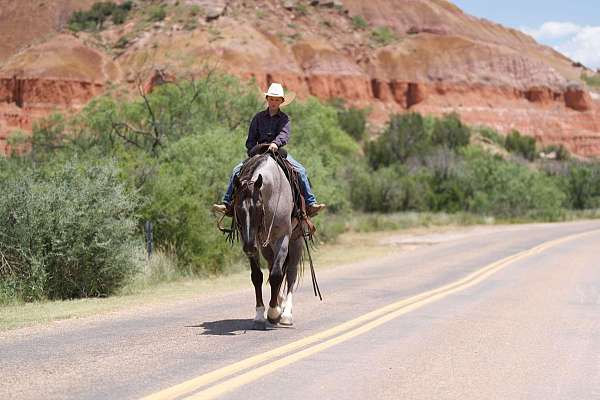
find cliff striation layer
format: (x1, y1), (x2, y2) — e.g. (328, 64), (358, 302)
(1, 0), (599, 156)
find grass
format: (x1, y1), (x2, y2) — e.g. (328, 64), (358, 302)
(582, 73), (600, 87)
(351, 15), (369, 30)
(371, 26), (396, 47)
(0, 229), (405, 332)
(3, 210), (600, 332)
(345, 212), (495, 232)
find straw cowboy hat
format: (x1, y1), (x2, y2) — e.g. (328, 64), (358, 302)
(264, 83), (296, 107)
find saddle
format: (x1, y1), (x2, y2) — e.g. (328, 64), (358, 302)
(246, 144), (316, 240)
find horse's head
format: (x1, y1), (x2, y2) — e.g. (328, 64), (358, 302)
(233, 174), (264, 256)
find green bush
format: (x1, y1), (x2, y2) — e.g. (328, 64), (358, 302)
(351, 15), (369, 30)
(505, 129), (537, 161)
(337, 106), (368, 141)
(111, 7), (128, 24)
(563, 162), (600, 209)
(67, 1), (133, 31)
(457, 148), (565, 218)
(350, 165), (431, 212)
(0, 159), (139, 302)
(70, 74), (263, 157)
(477, 126), (505, 146)
(295, 3), (308, 16)
(371, 26), (396, 46)
(431, 112), (470, 149)
(366, 112), (430, 168)
(147, 5), (166, 22)
(141, 129), (243, 273)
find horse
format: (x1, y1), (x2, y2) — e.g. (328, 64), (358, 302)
(232, 153), (304, 329)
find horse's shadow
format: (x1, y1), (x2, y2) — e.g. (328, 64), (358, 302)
(187, 319), (279, 336)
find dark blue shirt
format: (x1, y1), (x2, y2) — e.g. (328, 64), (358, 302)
(246, 109), (290, 151)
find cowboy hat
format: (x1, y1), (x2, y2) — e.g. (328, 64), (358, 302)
(263, 82), (296, 107)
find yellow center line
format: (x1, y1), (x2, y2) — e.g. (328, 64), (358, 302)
(143, 229), (600, 400)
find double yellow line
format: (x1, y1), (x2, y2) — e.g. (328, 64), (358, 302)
(143, 229), (599, 400)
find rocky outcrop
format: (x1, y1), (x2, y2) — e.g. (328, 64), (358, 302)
(0, 77), (103, 108)
(187, 0), (228, 21)
(564, 84), (593, 111)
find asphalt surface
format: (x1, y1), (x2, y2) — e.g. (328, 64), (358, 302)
(2, 220), (600, 399)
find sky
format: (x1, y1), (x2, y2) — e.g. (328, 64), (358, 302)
(451, 0), (600, 70)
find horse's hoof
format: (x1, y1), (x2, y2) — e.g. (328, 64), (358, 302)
(279, 315), (293, 326)
(267, 306), (282, 324)
(253, 320), (267, 331)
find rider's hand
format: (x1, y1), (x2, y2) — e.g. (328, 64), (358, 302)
(268, 143), (278, 153)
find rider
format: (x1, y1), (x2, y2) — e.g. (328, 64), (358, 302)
(213, 83), (326, 217)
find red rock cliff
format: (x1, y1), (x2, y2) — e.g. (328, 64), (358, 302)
(1, 0), (599, 156)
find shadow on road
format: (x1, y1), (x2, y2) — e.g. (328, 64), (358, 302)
(187, 319), (277, 335)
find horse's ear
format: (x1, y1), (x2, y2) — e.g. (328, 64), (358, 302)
(255, 174), (263, 190)
(233, 174), (241, 188)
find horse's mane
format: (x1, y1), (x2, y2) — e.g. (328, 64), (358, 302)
(238, 154), (269, 182)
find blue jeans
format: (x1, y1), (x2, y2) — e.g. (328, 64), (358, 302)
(223, 154), (317, 205)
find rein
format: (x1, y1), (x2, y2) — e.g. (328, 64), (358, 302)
(261, 156), (282, 247)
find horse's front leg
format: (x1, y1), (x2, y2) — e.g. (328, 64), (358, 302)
(280, 238), (302, 326)
(249, 255), (266, 330)
(267, 235), (289, 324)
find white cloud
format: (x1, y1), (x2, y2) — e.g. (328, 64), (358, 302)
(522, 21), (581, 40)
(521, 22), (600, 69)
(555, 26), (600, 70)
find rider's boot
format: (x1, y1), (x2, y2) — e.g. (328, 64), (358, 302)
(307, 203), (326, 217)
(212, 203), (233, 217)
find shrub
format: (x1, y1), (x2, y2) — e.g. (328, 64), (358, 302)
(0, 159), (139, 302)
(141, 129), (244, 273)
(504, 129), (537, 161)
(70, 73), (263, 157)
(111, 7), (128, 24)
(337, 106), (368, 141)
(431, 112), (470, 149)
(458, 148), (565, 218)
(366, 112), (430, 168)
(189, 5), (202, 16)
(295, 3), (308, 16)
(371, 26), (396, 46)
(147, 5), (166, 22)
(351, 15), (368, 30)
(564, 162), (600, 209)
(477, 126), (505, 146)
(350, 165), (431, 212)
(67, 1), (133, 31)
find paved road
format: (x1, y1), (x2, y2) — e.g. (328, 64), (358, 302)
(2, 221), (600, 399)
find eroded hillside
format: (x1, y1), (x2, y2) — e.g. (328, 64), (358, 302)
(1, 0), (599, 156)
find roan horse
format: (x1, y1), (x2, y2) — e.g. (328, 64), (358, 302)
(232, 153), (304, 329)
